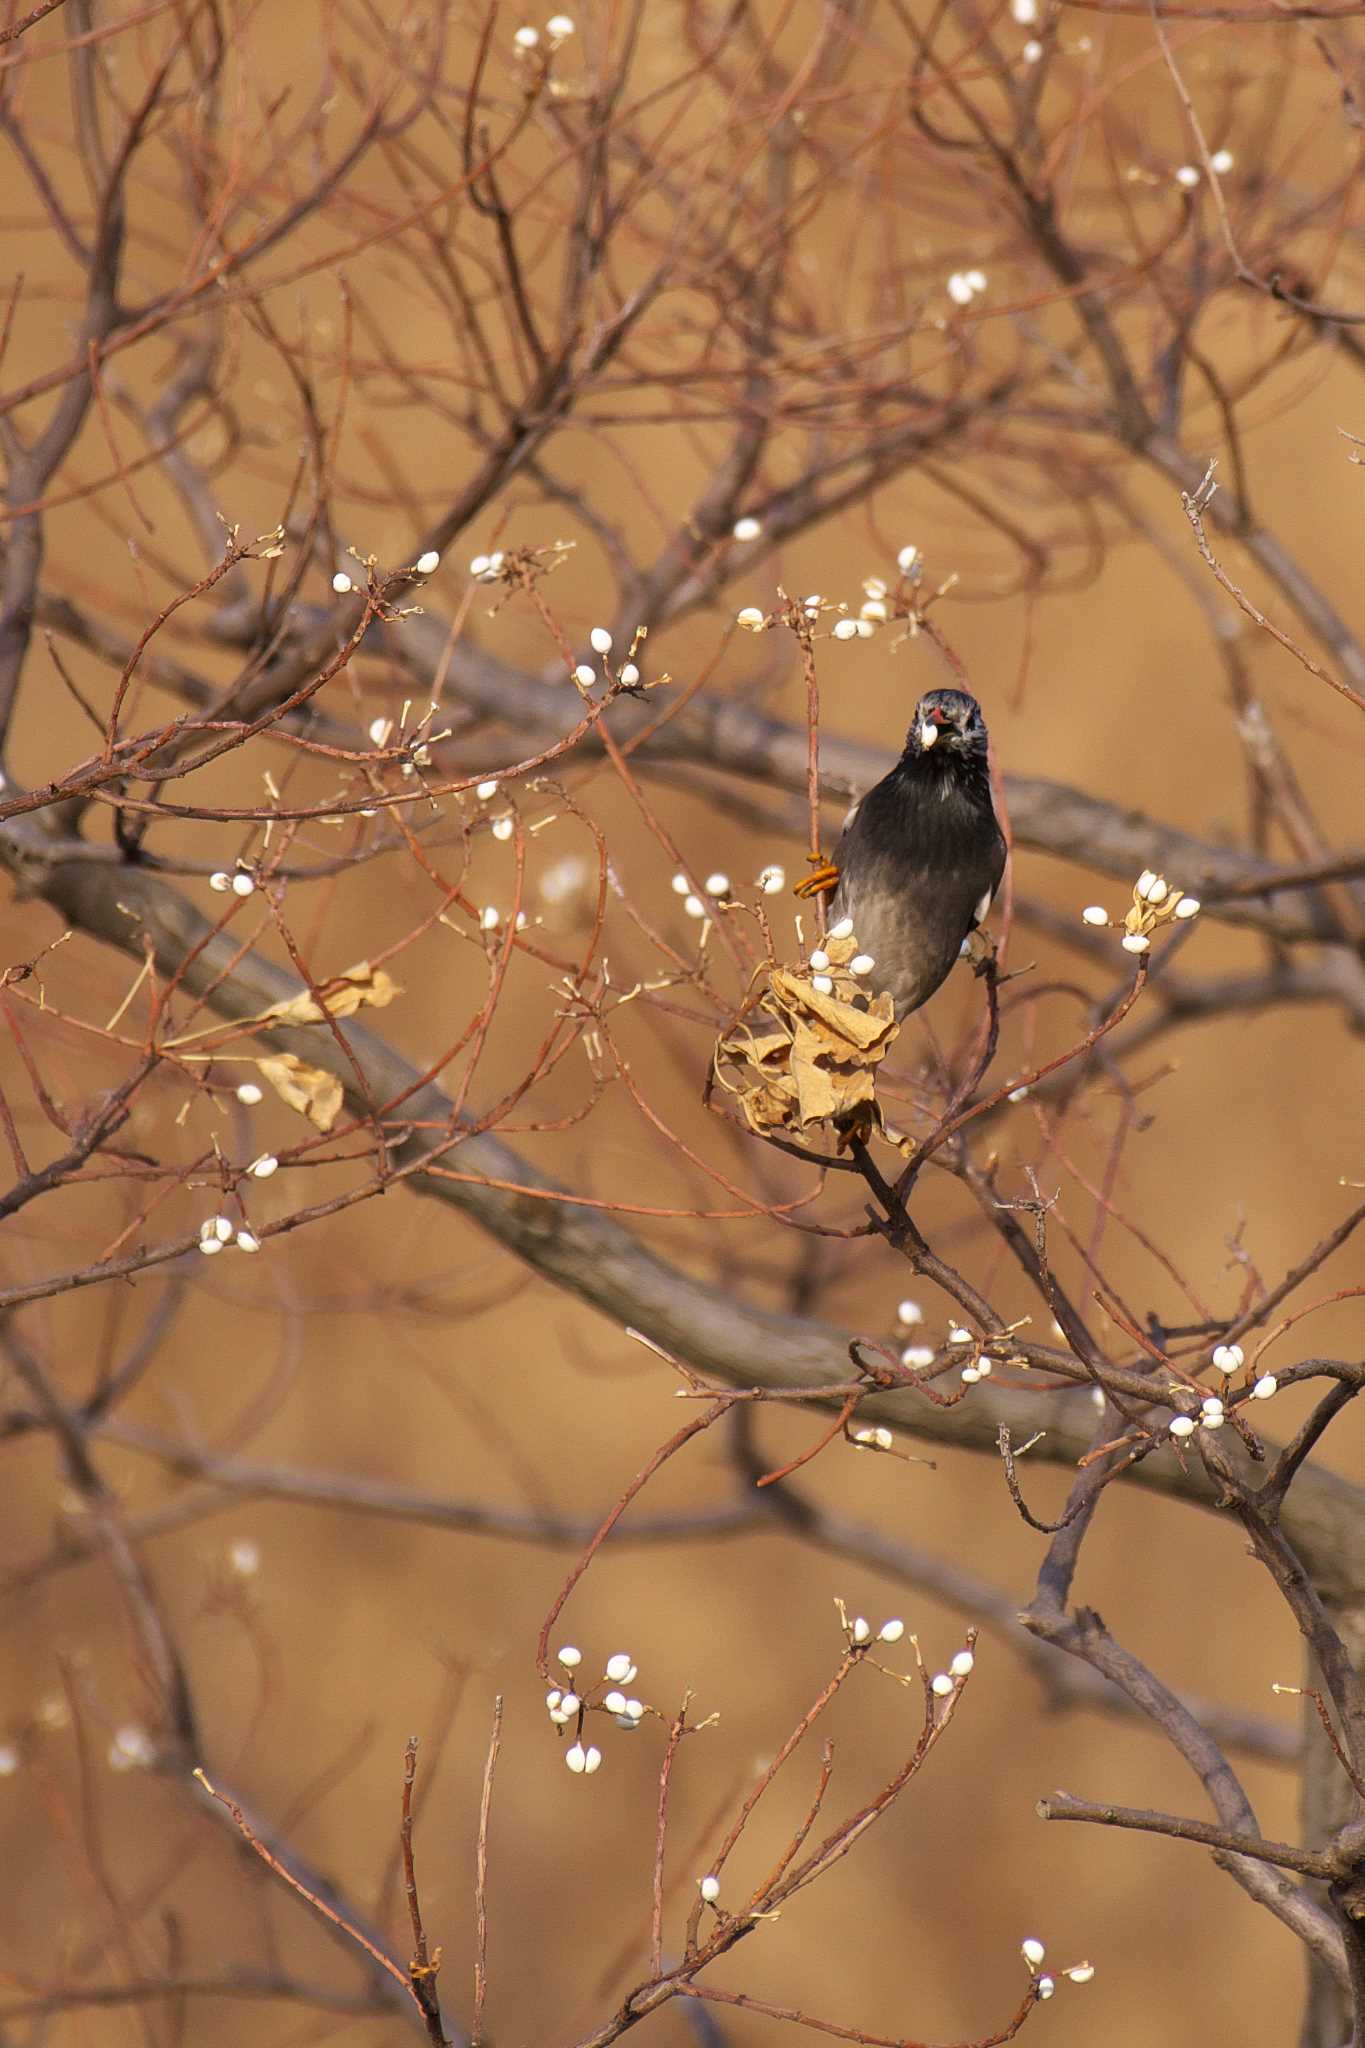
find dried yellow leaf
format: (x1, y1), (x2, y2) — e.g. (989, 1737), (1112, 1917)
(260, 962), (401, 1027)
(770, 969), (896, 1050)
(256, 1054), (345, 1131)
(710, 956), (900, 1140)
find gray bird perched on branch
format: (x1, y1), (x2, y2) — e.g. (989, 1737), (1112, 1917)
(797, 688), (1007, 1020)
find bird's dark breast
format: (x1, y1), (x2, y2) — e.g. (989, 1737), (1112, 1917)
(828, 762), (1005, 1020)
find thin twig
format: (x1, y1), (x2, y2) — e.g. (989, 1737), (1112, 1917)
(472, 1697), (503, 2046)
(1180, 466), (1365, 715)
(400, 1738), (451, 2046)
(193, 1769), (419, 2005)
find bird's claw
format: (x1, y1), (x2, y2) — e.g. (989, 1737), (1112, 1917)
(794, 855), (840, 900)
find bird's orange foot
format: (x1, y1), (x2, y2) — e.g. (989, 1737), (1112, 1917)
(794, 855), (840, 900)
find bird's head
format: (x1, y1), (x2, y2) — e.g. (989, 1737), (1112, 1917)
(906, 688), (988, 760)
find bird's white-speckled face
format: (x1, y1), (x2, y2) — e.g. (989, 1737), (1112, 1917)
(912, 690), (984, 755)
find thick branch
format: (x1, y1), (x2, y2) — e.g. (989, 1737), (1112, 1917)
(392, 621), (1362, 953)
(8, 826), (1365, 1608)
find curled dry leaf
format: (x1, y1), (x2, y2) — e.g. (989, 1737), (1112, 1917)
(710, 935), (899, 1139)
(256, 1054), (345, 1132)
(259, 962), (400, 1027)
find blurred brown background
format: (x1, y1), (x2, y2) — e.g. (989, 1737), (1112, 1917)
(2, 1), (1364, 2043)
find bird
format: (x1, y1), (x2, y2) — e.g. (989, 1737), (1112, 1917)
(798, 687), (1007, 1021)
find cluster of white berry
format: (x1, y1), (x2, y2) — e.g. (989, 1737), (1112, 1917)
(895, 1298), (938, 1372)
(512, 14), (575, 51)
(1082, 870), (1200, 953)
(1174, 148), (1234, 189)
(332, 546), (439, 597)
(569, 624), (642, 694)
(209, 866), (256, 898)
(895, 1305), (1027, 1387)
(672, 869), (732, 921)
(805, 916), (875, 995)
(1168, 1341), (1277, 1442)
(1019, 1935), (1096, 2001)
(198, 1213), (260, 1257)
(547, 1644), (647, 1777)
(736, 548), (921, 643)
(946, 268), (987, 307)
(837, 1596), (974, 1700)
(843, 1607), (908, 1650)
(671, 862), (792, 921)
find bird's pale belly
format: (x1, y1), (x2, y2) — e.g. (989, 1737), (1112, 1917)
(829, 874), (978, 1021)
